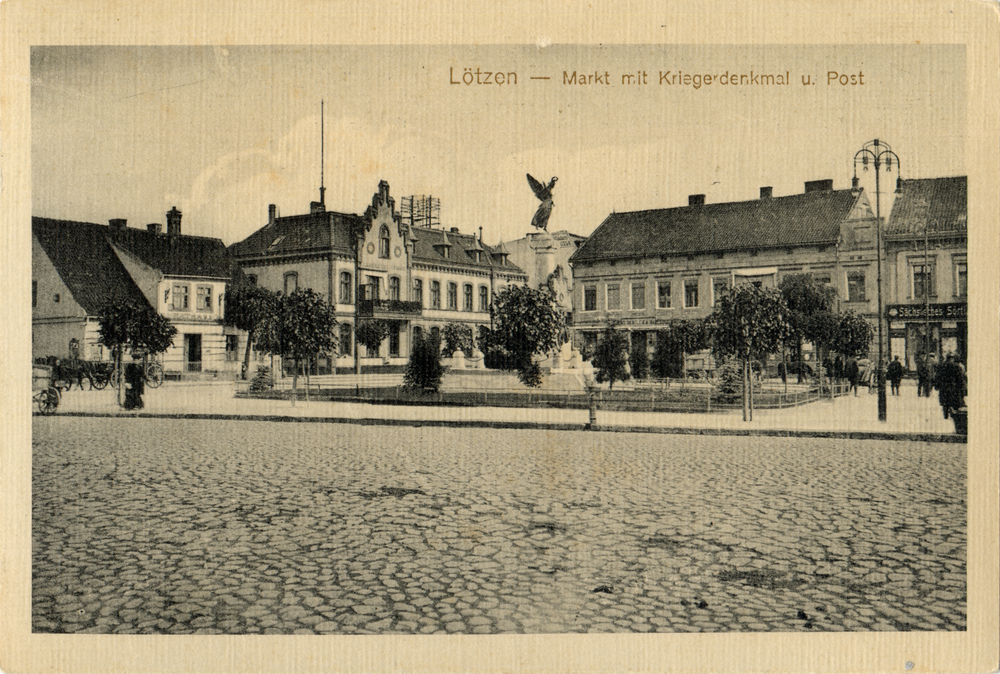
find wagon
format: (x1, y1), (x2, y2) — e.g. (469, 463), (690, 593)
(33, 364), (60, 415)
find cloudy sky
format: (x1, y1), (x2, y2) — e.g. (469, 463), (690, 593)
(31, 44), (964, 246)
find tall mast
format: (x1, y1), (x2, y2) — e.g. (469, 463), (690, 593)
(319, 100), (326, 207)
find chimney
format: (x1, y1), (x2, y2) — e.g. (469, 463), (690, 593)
(688, 194), (706, 206)
(268, 204), (277, 226)
(166, 207), (182, 236)
(804, 179), (834, 193)
(759, 186), (773, 199)
(310, 201), (325, 214)
(109, 218), (127, 232)
(147, 223), (162, 235)
(450, 227), (459, 233)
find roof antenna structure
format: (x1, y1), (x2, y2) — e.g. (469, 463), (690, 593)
(319, 100), (326, 208)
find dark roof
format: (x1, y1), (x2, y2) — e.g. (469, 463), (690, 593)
(411, 227), (525, 274)
(229, 211), (363, 259)
(885, 176), (967, 237)
(109, 226), (236, 279)
(570, 188), (865, 263)
(32, 218), (150, 314)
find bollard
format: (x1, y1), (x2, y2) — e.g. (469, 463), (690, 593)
(588, 390), (598, 428)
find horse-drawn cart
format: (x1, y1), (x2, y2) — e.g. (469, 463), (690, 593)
(32, 364), (59, 415)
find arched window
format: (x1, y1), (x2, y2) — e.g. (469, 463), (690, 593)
(339, 272), (352, 304)
(413, 278), (423, 306)
(463, 284), (473, 312)
(379, 225), (390, 259)
(479, 285), (489, 312)
(430, 281), (441, 309)
(447, 283), (458, 310)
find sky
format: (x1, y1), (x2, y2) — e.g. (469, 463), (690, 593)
(31, 44), (965, 247)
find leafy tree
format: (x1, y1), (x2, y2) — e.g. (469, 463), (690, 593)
(714, 357), (744, 403)
(779, 274), (836, 383)
(593, 323), (631, 390)
(224, 281), (276, 379)
(630, 337), (649, 381)
(404, 332), (444, 393)
(711, 284), (793, 421)
(834, 311), (875, 358)
(490, 285), (564, 387)
(355, 319), (389, 357)
(97, 298), (178, 406)
(651, 319), (712, 379)
(253, 288), (338, 404)
(442, 322), (474, 355)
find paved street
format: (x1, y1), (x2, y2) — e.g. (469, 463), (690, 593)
(32, 417), (966, 634)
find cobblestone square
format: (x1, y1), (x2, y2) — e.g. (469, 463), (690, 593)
(32, 417), (966, 634)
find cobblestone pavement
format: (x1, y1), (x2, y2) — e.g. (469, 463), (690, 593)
(32, 417), (966, 634)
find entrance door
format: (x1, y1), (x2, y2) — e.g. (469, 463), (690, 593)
(184, 334), (202, 372)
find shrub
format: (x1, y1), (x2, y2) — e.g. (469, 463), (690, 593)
(404, 333), (444, 393)
(249, 366), (274, 392)
(714, 358), (743, 403)
(442, 322), (474, 355)
(630, 342), (649, 381)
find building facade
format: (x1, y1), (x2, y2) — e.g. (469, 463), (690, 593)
(32, 210), (241, 375)
(229, 181), (527, 371)
(884, 176), (967, 369)
(569, 180), (880, 361)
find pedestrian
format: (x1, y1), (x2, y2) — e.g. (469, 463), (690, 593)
(846, 357), (860, 396)
(925, 354), (938, 398)
(887, 355), (904, 396)
(933, 353), (965, 419)
(916, 355), (929, 396)
(857, 357), (874, 394)
(123, 361), (145, 410)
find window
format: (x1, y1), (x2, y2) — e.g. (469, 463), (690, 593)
(32, 281), (36, 308)
(447, 282), (458, 310)
(197, 285), (212, 312)
(340, 324), (353, 357)
(379, 225), (390, 258)
(584, 285), (597, 311)
(53, 293), (59, 303)
(247, 274), (257, 286)
(283, 272), (298, 295)
(389, 323), (400, 357)
(225, 335), (239, 362)
(339, 272), (352, 304)
(463, 284), (473, 312)
(657, 281), (671, 309)
(172, 284), (189, 311)
(684, 280), (699, 308)
(631, 282), (645, 310)
(712, 278), (729, 306)
(367, 276), (381, 301)
(412, 326), (423, 352)
(479, 286), (489, 312)
(389, 276), (401, 302)
(812, 272), (832, 285)
(847, 271), (866, 302)
(413, 278), (424, 306)
(955, 262), (967, 298)
(912, 263), (935, 299)
(606, 284), (620, 311)
(430, 281), (441, 309)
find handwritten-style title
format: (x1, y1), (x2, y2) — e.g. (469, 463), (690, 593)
(449, 67), (864, 88)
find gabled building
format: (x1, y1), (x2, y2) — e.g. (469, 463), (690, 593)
(569, 179), (880, 356)
(885, 176), (967, 369)
(32, 209), (242, 374)
(229, 181), (526, 371)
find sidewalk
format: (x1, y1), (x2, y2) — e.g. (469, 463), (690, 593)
(48, 379), (960, 441)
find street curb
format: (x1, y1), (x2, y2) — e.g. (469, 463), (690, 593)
(43, 411), (966, 443)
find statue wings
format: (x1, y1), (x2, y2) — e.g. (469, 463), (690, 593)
(527, 174), (557, 231)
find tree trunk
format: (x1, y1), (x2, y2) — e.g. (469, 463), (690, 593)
(742, 358), (749, 422)
(748, 360), (754, 421)
(305, 357), (311, 403)
(797, 336), (805, 384)
(241, 334), (254, 380)
(291, 358), (298, 406)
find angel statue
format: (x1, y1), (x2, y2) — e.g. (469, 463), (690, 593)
(526, 174), (558, 231)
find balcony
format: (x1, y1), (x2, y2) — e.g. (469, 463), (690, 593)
(357, 299), (423, 318)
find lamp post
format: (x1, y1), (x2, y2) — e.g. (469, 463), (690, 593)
(853, 139), (901, 422)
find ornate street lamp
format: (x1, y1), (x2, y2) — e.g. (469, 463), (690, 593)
(853, 139), (902, 422)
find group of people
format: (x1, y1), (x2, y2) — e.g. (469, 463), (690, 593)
(839, 352), (966, 418)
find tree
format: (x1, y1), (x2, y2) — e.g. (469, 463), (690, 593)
(629, 337), (649, 381)
(834, 311), (875, 359)
(490, 285), (564, 387)
(711, 284), (793, 421)
(224, 281), (276, 379)
(355, 319), (389, 358)
(253, 288), (338, 404)
(97, 298), (178, 406)
(593, 323), (631, 390)
(442, 322), (474, 355)
(404, 332), (444, 393)
(651, 319), (712, 379)
(779, 274), (836, 383)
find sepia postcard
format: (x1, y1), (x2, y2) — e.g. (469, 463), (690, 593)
(2, 1), (998, 673)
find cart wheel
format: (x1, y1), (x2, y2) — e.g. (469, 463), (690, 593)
(146, 363), (164, 388)
(38, 387), (59, 415)
(92, 375), (108, 390)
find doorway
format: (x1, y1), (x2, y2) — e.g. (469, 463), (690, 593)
(184, 334), (202, 372)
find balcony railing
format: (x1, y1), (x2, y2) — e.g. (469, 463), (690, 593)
(357, 299), (423, 317)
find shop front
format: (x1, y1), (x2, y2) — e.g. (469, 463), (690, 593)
(887, 303), (967, 371)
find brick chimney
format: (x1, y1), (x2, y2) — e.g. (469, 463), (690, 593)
(109, 218), (127, 232)
(268, 204), (277, 227)
(688, 194), (706, 206)
(147, 223), (162, 234)
(760, 186), (773, 199)
(804, 179), (833, 193)
(166, 207), (182, 236)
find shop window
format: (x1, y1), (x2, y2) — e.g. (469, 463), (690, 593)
(606, 284), (620, 311)
(847, 271), (866, 302)
(172, 284), (190, 311)
(463, 284), (473, 312)
(447, 283), (458, 310)
(413, 278), (423, 306)
(430, 281), (441, 309)
(479, 285), (489, 312)
(283, 272), (298, 295)
(339, 272), (352, 304)
(389, 276), (401, 302)
(657, 281), (671, 309)
(631, 282), (645, 310)
(584, 285), (597, 311)
(684, 280), (699, 308)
